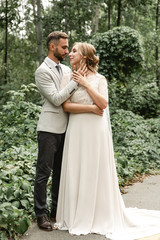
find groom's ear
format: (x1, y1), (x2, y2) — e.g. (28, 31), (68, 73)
(49, 42), (56, 51)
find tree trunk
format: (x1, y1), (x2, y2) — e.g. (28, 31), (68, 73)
(117, 0), (122, 26)
(133, 9), (137, 29)
(92, 3), (100, 33)
(76, 0), (81, 34)
(156, 0), (160, 88)
(37, 0), (44, 64)
(4, 0), (8, 84)
(32, 0), (44, 65)
(108, 0), (111, 30)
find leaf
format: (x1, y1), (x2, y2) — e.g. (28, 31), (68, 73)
(13, 208), (23, 217)
(20, 199), (29, 209)
(14, 217), (30, 234)
(6, 187), (14, 201)
(0, 161), (4, 168)
(0, 202), (12, 209)
(21, 181), (31, 192)
(14, 190), (21, 198)
(12, 201), (20, 208)
(0, 221), (8, 230)
(0, 231), (8, 240)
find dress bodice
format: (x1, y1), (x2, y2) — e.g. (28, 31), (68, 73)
(61, 72), (108, 104)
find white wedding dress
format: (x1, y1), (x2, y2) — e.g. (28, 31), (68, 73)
(55, 72), (160, 240)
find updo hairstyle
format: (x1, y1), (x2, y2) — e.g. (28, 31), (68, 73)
(73, 42), (99, 72)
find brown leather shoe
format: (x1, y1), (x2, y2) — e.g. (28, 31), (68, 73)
(37, 215), (53, 231)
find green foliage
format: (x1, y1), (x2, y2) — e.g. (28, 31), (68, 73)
(108, 77), (160, 118)
(43, 0), (101, 45)
(111, 109), (160, 185)
(91, 26), (144, 83)
(0, 0), (37, 86)
(0, 144), (37, 239)
(0, 84), (41, 238)
(0, 33), (37, 86)
(124, 81), (160, 118)
(0, 0), (21, 29)
(0, 84), (41, 152)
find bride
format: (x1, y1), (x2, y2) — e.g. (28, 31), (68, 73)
(54, 42), (160, 240)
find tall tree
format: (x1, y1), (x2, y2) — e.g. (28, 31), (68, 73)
(32, 0), (44, 65)
(155, 0), (160, 88)
(4, 0), (8, 84)
(43, 0), (99, 45)
(99, 0), (117, 32)
(92, 2), (100, 33)
(107, 0), (111, 30)
(117, 0), (122, 26)
(0, 0), (21, 84)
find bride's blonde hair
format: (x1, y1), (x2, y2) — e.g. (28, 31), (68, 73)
(73, 42), (99, 72)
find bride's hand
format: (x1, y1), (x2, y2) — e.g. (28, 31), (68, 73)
(77, 63), (88, 76)
(73, 71), (90, 88)
(92, 105), (104, 116)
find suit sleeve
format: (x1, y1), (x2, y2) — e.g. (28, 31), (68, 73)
(35, 69), (78, 106)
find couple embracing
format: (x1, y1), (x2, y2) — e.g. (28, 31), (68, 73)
(34, 31), (160, 240)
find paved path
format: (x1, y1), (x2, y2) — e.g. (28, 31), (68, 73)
(21, 174), (160, 240)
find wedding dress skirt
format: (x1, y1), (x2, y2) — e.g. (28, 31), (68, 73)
(55, 73), (160, 240)
(55, 113), (160, 240)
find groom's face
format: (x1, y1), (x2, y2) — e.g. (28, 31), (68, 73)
(54, 38), (69, 61)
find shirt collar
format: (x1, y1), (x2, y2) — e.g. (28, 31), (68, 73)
(46, 57), (61, 68)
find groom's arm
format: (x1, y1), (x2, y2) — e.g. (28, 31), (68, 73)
(35, 68), (78, 106)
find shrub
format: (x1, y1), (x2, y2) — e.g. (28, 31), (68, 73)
(111, 109), (160, 185)
(108, 78), (160, 118)
(91, 26), (144, 83)
(0, 144), (37, 240)
(0, 84), (40, 239)
(125, 81), (160, 118)
(0, 84), (41, 152)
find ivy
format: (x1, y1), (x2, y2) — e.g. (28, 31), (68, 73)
(111, 109), (160, 186)
(91, 26), (144, 83)
(0, 85), (40, 238)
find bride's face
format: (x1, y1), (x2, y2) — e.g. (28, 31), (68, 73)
(69, 44), (83, 67)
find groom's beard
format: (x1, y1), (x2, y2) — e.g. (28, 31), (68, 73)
(54, 48), (66, 61)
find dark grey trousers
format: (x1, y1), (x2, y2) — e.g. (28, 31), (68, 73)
(34, 131), (65, 217)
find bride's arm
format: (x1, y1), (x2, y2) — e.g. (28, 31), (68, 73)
(63, 102), (104, 116)
(73, 72), (107, 110)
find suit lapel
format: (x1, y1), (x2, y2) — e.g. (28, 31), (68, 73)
(44, 57), (61, 90)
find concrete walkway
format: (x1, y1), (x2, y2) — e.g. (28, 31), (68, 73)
(21, 174), (160, 240)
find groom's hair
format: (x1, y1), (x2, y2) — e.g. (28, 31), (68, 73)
(47, 31), (69, 49)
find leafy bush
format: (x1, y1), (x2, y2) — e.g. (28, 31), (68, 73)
(125, 81), (160, 118)
(91, 26), (144, 83)
(0, 84), (41, 152)
(0, 84), (41, 239)
(0, 144), (37, 240)
(108, 78), (160, 118)
(111, 109), (160, 185)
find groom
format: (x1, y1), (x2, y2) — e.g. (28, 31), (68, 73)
(34, 31), (79, 231)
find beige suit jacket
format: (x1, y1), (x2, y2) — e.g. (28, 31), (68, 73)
(35, 57), (78, 134)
